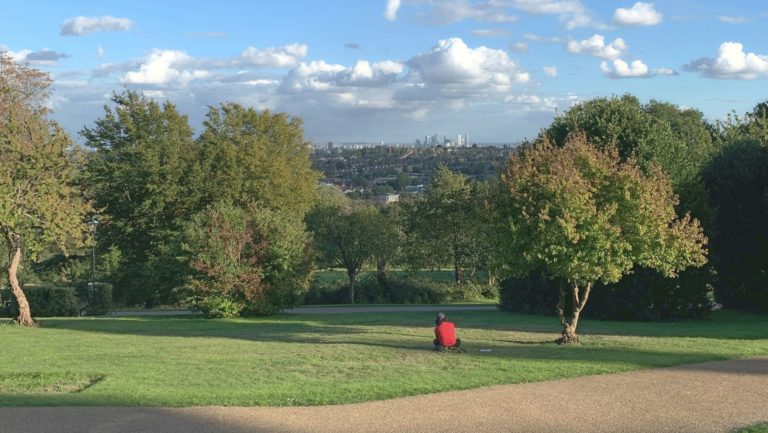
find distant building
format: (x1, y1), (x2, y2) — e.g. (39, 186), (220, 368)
(404, 184), (425, 194)
(373, 193), (400, 205)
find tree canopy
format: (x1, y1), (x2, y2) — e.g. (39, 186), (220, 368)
(82, 90), (200, 305)
(0, 53), (92, 325)
(496, 132), (707, 342)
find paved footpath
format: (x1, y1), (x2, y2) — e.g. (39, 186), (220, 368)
(2, 357), (767, 433)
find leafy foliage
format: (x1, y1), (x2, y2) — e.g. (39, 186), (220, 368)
(402, 165), (491, 282)
(3, 285), (79, 317)
(703, 138), (768, 311)
(197, 103), (319, 215)
(496, 132), (708, 341)
(82, 90), (200, 306)
(0, 53), (92, 324)
(182, 201), (312, 317)
(306, 190), (382, 303)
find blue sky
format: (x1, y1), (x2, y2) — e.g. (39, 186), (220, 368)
(2, 1), (767, 143)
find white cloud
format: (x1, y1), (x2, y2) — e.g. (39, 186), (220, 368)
(600, 59), (677, 78)
(61, 16), (133, 36)
(236, 43), (307, 68)
(511, 0), (604, 29)
(407, 38), (529, 89)
(472, 29), (510, 37)
(419, 0), (518, 25)
(613, 2), (662, 26)
(509, 42), (528, 52)
(524, 33), (563, 43)
(97, 45), (104, 60)
(543, 66), (557, 77)
(244, 79), (279, 86)
(142, 90), (166, 98)
(653, 67), (677, 76)
(566, 35), (627, 60)
(718, 15), (751, 24)
(2, 47), (68, 65)
(385, 0), (401, 21)
(684, 42), (768, 79)
(121, 50), (210, 86)
(505, 94), (558, 111)
(600, 59), (649, 78)
(280, 59), (403, 93)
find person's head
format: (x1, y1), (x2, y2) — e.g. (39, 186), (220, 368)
(436, 312), (446, 325)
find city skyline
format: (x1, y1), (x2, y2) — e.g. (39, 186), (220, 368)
(1, 1), (767, 143)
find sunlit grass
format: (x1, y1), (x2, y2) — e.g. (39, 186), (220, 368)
(1, 310), (766, 407)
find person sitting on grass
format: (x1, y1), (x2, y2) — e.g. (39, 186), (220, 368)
(433, 312), (461, 351)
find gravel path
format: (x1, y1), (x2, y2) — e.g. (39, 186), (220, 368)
(2, 356), (767, 433)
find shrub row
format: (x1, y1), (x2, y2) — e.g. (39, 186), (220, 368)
(304, 274), (498, 305)
(499, 267), (714, 321)
(1, 283), (113, 318)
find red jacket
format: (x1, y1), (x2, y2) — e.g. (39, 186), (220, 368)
(434, 321), (457, 346)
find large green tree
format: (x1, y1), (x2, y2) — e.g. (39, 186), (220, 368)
(196, 103), (319, 215)
(402, 165), (489, 283)
(82, 91), (200, 305)
(0, 53), (92, 325)
(496, 133), (707, 343)
(544, 95), (717, 318)
(306, 190), (380, 304)
(704, 101), (768, 311)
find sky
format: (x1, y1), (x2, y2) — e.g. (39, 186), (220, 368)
(1, 1), (767, 144)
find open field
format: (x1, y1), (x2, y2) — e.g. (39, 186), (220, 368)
(1, 310), (767, 407)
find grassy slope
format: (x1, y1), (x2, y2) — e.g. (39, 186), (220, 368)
(1, 310), (767, 407)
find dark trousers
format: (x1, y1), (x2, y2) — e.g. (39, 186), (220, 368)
(434, 338), (461, 351)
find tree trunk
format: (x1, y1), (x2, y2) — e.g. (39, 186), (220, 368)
(376, 259), (388, 285)
(487, 271), (496, 287)
(454, 261), (462, 284)
(556, 281), (592, 345)
(4, 232), (35, 326)
(347, 269), (357, 304)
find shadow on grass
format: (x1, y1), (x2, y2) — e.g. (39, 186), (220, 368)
(37, 316), (768, 368)
(0, 406), (297, 433)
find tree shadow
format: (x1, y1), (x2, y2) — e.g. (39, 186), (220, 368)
(0, 406), (298, 433)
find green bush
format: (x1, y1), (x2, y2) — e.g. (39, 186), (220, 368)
(4, 285), (79, 317)
(75, 282), (114, 316)
(0, 288), (11, 317)
(498, 273), (560, 315)
(187, 295), (243, 318)
(499, 268), (713, 321)
(303, 281), (348, 305)
(303, 273), (499, 305)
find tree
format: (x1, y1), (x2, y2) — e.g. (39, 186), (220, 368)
(368, 203), (404, 284)
(181, 201), (313, 317)
(496, 133), (707, 343)
(402, 165), (488, 283)
(546, 95), (715, 192)
(306, 189), (379, 303)
(703, 101), (768, 311)
(82, 90), (200, 306)
(197, 103), (319, 215)
(703, 139), (768, 311)
(0, 53), (91, 325)
(544, 95), (717, 319)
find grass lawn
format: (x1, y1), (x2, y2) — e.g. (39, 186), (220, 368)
(735, 423), (768, 433)
(1, 310), (767, 407)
